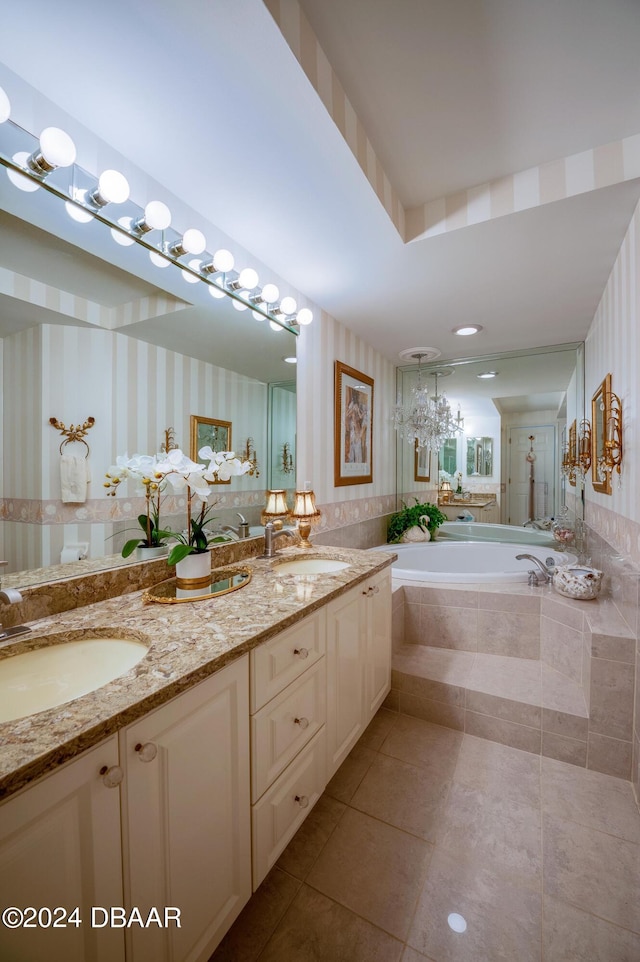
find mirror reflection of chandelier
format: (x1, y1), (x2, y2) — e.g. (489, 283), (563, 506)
(392, 352), (464, 451)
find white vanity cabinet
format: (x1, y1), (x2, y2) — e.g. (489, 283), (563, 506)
(0, 735), (125, 962)
(119, 654), (251, 962)
(326, 568), (392, 779)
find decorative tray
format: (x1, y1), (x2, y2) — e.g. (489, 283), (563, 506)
(142, 566), (252, 604)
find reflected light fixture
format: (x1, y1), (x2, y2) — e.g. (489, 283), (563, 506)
(476, 371), (498, 379)
(132, 200), (172, 234)
(392, 353), (464, 453)
(452, 324), (483, 336)
(290, 490), (321, 548)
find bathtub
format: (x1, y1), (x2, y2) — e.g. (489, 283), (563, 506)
(438, 521), (557, 547)
(378, 541), (576, 583)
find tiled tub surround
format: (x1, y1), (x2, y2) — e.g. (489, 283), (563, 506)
(387, 580), (637, 781)
(0, 545), (394, 800)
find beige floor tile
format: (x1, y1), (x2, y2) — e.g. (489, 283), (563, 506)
(541, 755), (640, 842)
(401, 948), (437, 962)
(543, 814), (640, 932)
(380, 713), (463, 776)
(358, 707), (399, 750)
(542, 895), (640, 961)
(210, 867), (301, 962)
(258, 884), (404, 962)
(324, 743), (377, 803)
(306, 807), (433, 941)
(434, 781), (542, 888)
(407, 847), (542, 962)
(454, 734), (541, 807)
(277, 795), (346, 880)
(351, 752), (452, 841)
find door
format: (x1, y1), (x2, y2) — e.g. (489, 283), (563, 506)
(507, 425), (556, 525)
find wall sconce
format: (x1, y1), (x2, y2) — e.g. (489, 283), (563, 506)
(290, 490), (321, 548)
(262, 489), (289, 530)
(591, 374), (623, 494)
(577, 418), (591, 477)
(240, 438), (259, 477)
(281, 442), (294, 475)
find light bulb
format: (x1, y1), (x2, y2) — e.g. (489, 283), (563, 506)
(452, 324), (483, 336)
(208, 282), (226, 299)
(181, 260), (201, 283)
(7, 153), (39, 191)
(65, 201), (93, 223)
(149, 250), (171, 268)
(232, 297), (249, 311)
(29, 126), (76, 172)
(182, 228), (206, 255)
(283, 356), (297, 364)
(269, 320), (284, 332)
(252, 311), (265, 321)
(261, 283), (280, 303)
(145, 200), (171, 230)
(297, 307), (313, 325)
(214, 249), (234, 272)
(111, 216), (135, 246)
(91, 169), (130, 207)
(0, 86), (10, 124)
(238, 267), (259, 290)
(280, 296), (297, 315)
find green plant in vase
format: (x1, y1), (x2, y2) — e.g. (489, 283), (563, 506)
(387, 499), (447, 544)
(105, 454), (172, 557)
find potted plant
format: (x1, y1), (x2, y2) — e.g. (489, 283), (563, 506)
(105, 454), (172, 559)
(387, 499), (447, 544)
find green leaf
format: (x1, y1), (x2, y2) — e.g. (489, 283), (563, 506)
(167, 544), (195, 566)
(122, 537), (144, 558)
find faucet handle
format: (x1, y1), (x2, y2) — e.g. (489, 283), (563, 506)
(0, 587), (22, 605)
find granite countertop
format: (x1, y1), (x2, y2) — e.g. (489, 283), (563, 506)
(438, 497), (497, 508)
(0, 545), (394, 800)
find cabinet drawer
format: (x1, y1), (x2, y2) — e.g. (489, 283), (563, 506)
(250, 609), (325, 712)
(252, 727), (326, 889)
(251, 658), (325, 802)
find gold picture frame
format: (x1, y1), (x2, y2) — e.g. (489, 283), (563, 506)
(190, 415), (232, 483)
(334, 361), (374, 486)
(414, 442), (431, 482)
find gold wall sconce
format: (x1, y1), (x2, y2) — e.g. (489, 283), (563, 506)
(290, 490), (321, 548)
(591, 373), (623, 495)
(576, 418), (592, 478)
(281, 441), (294, 475)
(240, 438), (260, 477)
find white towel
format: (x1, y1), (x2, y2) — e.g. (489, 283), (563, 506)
(60, 454), (90, 503)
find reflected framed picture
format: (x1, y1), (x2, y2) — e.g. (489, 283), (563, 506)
(414, 442), (431, 482)
(334, 361), (374, 486)
(190, 415), (232, 483)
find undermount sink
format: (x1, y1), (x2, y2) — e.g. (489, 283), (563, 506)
(0, 635), (149, 723)
(273, 558), (351, 575)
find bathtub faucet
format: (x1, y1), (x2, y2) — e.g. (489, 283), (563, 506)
(515, 554), (556, 585)
(523, 519), (544, 530)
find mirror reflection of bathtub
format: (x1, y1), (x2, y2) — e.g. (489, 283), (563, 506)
(437, 522), (555, 547)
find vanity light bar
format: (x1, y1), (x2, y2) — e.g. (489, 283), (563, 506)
(0, 86), (313, 333)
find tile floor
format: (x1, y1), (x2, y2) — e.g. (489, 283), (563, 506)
(211, 709), (640, 962)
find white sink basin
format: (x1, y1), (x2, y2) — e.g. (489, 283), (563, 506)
(274, 558), (350, 575)
(0, 637), (149, 722)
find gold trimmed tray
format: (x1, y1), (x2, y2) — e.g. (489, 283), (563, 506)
(143, 566), (252, 604)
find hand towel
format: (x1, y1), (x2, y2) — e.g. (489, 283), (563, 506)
(60, 454), (90, 503)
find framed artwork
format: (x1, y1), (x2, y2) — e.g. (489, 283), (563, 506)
(190, 415), (232, 483)
(334, 361), (374, 486)
(414, 442), (431, 482)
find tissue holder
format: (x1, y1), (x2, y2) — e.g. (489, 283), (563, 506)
(552, 564), (603, 601)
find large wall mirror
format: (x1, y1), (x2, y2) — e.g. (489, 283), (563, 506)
(0, 184), (297, 582)
(396, 343), (585, 527)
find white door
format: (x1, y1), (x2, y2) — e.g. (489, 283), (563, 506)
(507, 425), (556, 525)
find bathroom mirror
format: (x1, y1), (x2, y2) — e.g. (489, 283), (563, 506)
(466, 437), (493, 476)
(591, 373), (612, 495)
(0, 192), (297, 581)
(438, 438), (458, 476)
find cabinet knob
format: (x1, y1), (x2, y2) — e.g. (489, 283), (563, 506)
(293, 647), (309, 659)
(370, 585), (380, 594)
(135, 742), (158, 763)
(100, 765), (124, 788)
(294, 794), (309, 808)
(294, 716), (310, 729)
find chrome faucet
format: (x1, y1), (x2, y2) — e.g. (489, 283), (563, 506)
(515, 554), (556, 585)
(221, 512), (250, 539)
(523, 519), (544, 530)
(262, 521), (296, 558)
(0, 583), (31, 643)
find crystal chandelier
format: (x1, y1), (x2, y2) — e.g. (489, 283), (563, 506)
(392, 353), (464, 451)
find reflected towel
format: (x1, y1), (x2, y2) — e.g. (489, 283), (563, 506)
(60, 454), (90, 503)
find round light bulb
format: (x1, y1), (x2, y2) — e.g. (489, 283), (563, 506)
(65, 201), (93, 223)
(238, 267), (259, 290)
(280, 296), (297, 315)
(283, 356), (297, 364)
(7, 153), (39, 191)
(297, 307), (313, 325)
(208, 282), (226, 299)
(0, 86), (10, 124)
(252, 311), (265, 321)
(181, 260), (200, 283)
(149, 250), (171, 268)
(39, 126), (76, 168)
(213, 249), (234, 272)
(261, 283), (280, 303)
(452, 324), (483, 336)
(269, 320), (284, 332)
(144, 200), (171, 231)
(97, 169), (130, 205)
(181, 228), (206, 255)
(111, 216), (135, 246)
(232, 297), (249, 311)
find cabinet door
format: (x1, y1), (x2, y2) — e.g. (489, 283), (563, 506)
(121, 655), (251, 962)
(364, 569), (392, 720)
(325, 585), (367, 779)
(0, 736), (124, 962)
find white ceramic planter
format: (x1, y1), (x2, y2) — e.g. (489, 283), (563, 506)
(175, 550), (211, 589)
(135, 544), (169, 560)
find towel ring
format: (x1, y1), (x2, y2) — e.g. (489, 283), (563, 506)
(50, 416), (95, 459)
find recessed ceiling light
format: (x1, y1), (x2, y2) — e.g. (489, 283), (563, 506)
(283, 356), (297, 364)
(477, 371), (498, 379)
(452, 325), (483, 336)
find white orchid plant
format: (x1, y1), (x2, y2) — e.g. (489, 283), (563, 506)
(105, 447), (251, 564)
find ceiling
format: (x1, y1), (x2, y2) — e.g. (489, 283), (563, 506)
(1, 0), (639, 367)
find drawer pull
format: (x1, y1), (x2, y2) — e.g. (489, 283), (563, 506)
(294, 794), (309, 808)
(294, 716), (310, 729)
(135, 742), (158, 763)
(100, 765), (124, 788)
(293, 647), (309, 658)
